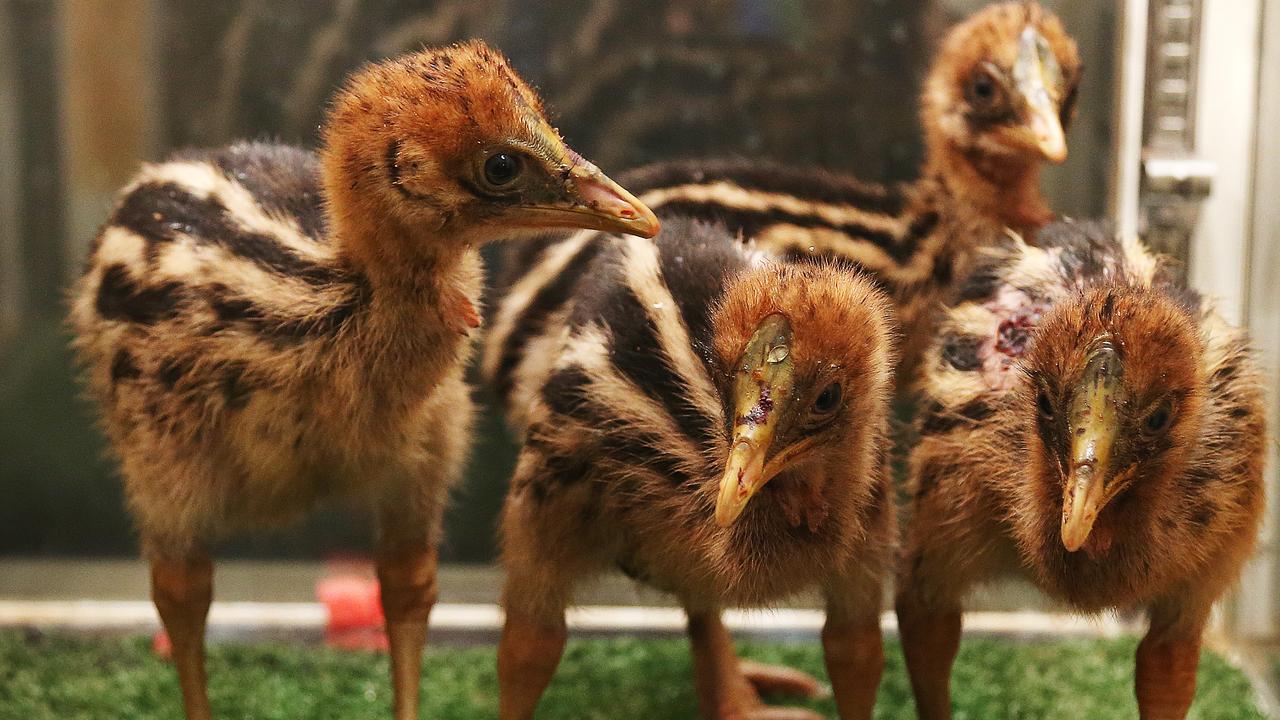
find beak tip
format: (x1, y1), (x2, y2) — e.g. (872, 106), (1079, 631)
(633, 213), (661, 239)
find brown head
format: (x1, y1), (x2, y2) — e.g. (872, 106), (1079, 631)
(320, 41), (658, 269)
(922, 3), (1081, 227)
(1019, 284), (1206, 577)
(709, 263), (895, 530)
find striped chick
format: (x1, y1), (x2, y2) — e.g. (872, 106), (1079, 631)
(485, 2), (1081, 395)
(496, 218), (897, 720)
(68, 41), (657, 720)
(894, 221), (1266, 720)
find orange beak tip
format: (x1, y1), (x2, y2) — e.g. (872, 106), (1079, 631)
(573, 173), (659, 238)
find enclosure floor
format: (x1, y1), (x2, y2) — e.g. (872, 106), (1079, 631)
(0, 631), (1266, 720)
(0, 558), (1051, 609)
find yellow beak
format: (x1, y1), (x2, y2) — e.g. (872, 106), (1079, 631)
(524, 156), (660, 238)
(1060, 341), (1123, 552)
(1014, 26), (1068, 163)
(716, 314), (795, 528)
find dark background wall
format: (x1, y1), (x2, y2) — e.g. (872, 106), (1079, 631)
(0, 0), (1115, 562)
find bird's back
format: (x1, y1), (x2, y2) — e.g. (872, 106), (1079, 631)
(486, 158), (993, 401)
(69, 141), (372, 476)
(917, 220), (1181, 412)
(508, 218), (743, 463)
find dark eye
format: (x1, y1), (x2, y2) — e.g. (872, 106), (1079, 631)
(967, 68), (1003, 110)
(1144, 403), (1173, 434)
(812, 383), (842, 416)
(1037, 389), (1055, 419)
(483, 152), (522, 186)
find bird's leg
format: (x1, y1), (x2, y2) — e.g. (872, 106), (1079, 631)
(376, 543), (437, 720)
(150, 551), (214, 720)
(687, 610), (759, 717)
(895, 531), (972, 720)
(821, 582), (884, 720)
(895, 593), (960, 720)
(1135, 600), (1209, 720)
(374, 473), (448, 720)
(496, 549), (571, 720)
(893, 470), (1000, 720)
(497, 609), (567, 720)
(686, 609), (823, 720)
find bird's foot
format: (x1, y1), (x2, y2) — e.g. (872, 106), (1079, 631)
(708, 661), (827, 720)
(739, 660), (830, 700)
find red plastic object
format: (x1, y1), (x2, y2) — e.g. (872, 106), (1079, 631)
(152, 628), (173, 660)
(317, 570), (387, 652)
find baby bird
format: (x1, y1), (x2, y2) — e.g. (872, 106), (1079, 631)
(894, 221), (1265, 720)
(495, 218), (897, 720)
(69, 42), (657, 720)
(618, 1), (1079, 381)
(485, 3), (1079, 409)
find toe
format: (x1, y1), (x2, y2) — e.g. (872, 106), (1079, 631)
(739, 660), (830, 699)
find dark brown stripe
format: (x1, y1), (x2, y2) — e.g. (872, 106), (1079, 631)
(651, 200), (927, 265)
(540, 366), (695, 486)
(494, 235), (603, 402)
(919, 398), (995, 436)
(622, 159), (908, 217)
(940, 333), (984, 372)
(95, 264), (185, 325)
(113, 182), (341, 286)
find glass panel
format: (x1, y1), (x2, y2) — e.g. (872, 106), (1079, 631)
(0, 0), (1117, 561)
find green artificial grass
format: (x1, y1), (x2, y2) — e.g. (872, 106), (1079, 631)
(0, 630), (1264, 720)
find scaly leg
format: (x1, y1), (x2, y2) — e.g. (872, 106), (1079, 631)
(893, 463), (1004, 720)
(821, 618), (883, 720)
(686, 609), (823, 720)
(1135, 599), (1210, 720)
(822, 566), (886, 720)
(895, 593), (961, 720)
(150, 552), (214, 720)
(496, 484), (580, 720)
(376, 545), (437, 720)
(497, 610), (567, 720)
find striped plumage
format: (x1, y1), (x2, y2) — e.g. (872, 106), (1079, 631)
(484, 2), (1080, 395)
(69, 42), (656, 720)
(894, 221), (1266, 720)
(496, 218), (897, 720)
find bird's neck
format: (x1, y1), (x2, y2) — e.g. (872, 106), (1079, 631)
(332, 210), (478, 328)
(328, 212), (480, 390)
(925, 146), (1053, 235)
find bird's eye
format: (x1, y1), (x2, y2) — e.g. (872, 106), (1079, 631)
(483, 152), (522, 187)
(1144, 402), (1173, 435)
(1036, 389), (1055, 419)
(967, 67), (1004, 111)
(812, 383), (842, 416)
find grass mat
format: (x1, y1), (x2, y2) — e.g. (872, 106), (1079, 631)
(0, 630), (1264, 719)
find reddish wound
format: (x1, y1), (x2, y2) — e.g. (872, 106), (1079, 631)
(443, 292), (482, 335)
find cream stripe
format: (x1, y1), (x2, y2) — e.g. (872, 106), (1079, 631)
(481, 229), (597, 382)
(639, 182), (906, 236)
(753, 224), (934, 282)
(619, 236), (725, 428)
(557, 323), (704, 471)
(132, 161), (329, 260)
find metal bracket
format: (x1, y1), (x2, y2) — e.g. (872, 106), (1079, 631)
(1138, 0), (1212, 269)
